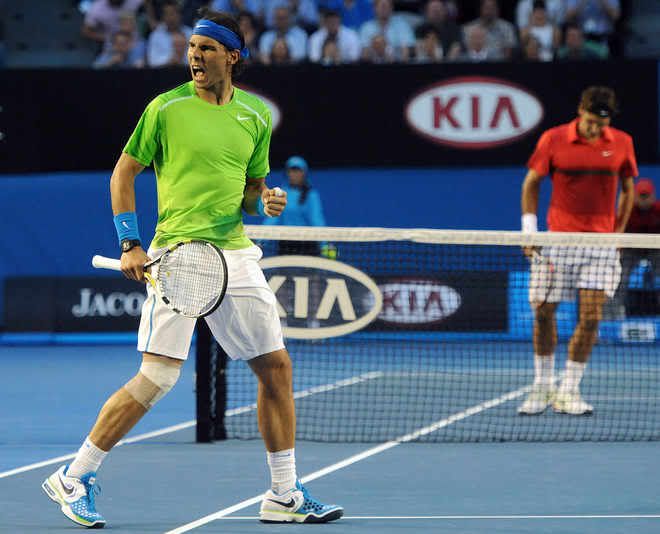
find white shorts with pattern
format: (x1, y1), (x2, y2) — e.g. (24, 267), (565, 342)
(529, 246), (621, 304)
(137, 245), (284, 360)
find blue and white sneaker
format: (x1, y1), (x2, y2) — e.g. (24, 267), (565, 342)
(42, 465), (106, 529)
(260, 480), (343, 523)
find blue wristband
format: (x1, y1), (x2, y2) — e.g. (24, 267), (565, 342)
(257, 197), (266, 217)
(113, 212), (141, 244)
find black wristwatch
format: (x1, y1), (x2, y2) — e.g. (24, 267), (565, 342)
(120, 239), (142, 254)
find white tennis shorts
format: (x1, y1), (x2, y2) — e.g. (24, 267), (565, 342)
(137, 245), (284, 360)
(529, 246), (621, 303)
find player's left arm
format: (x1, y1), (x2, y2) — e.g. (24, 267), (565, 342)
(243, 177), (287, 217)
(615, 175), (635, 233)
(243, 104), (285, 217)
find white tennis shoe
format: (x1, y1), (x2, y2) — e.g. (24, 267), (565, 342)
(260, 481), (343, 523)
(517, 384), (555, 415)
(42, 465), (106, 528)
(553, 390), (594, 415)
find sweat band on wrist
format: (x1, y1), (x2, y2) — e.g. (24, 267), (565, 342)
(113, 212), (141, 244)
(521, 213), (538, 233)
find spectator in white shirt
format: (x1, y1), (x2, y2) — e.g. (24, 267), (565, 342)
(82, 0), (144, 44)
(259, 5), (308, 63)
(516, 0), (565, 28)
(147, 0), (193, 67)
(519, 0), (560, 61)
(359, 0), (415, 61)
(309, 8), (360, 63)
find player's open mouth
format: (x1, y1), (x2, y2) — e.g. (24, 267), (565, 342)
(191, 66), (206, 81)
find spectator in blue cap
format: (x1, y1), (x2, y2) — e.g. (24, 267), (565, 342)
(264, 156), (335, 258)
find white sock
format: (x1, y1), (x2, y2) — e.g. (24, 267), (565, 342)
(267, 448), (297, 495)
(533, 354), (555, 387)
(560, 360), (586, 393)
(67, 437), (108, 479)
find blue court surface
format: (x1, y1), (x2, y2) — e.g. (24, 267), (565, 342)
(1, 344), (659, 533)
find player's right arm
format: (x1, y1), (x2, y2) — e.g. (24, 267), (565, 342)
(522, 169), (543, 221)
(522, 130), (552, 233)
(521, 129), (552, 257)
(115, 96), (163, 280)
(110, 153), (149, 281)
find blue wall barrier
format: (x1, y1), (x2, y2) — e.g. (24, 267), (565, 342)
(2, 165), (659, 330)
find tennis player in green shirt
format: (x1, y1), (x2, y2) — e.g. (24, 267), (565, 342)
(42, 8), (343, 528)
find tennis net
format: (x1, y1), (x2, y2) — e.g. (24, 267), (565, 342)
(196, 227), (660, 443)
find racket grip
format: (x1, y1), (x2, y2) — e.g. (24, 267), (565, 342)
(92, 255), (122, 271)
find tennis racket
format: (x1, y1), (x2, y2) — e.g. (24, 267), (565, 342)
(92, 241), (228, 318)
(529, 248), (555, 306)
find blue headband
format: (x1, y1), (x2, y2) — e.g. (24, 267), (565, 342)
(192, 19), (249, 58)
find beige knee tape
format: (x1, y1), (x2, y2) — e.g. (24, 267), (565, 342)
(124, 361), (181, 409)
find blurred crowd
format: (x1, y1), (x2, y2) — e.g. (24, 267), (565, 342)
(81, 0), (623, 69)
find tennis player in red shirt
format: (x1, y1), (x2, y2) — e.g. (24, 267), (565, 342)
(518, 86), (638, 415)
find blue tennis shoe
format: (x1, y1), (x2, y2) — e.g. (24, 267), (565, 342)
(42, 465), (106, 528)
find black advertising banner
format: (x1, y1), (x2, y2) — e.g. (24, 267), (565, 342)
(5, 277), (145, 332)
(1, 60), (657, 173)
(369, 272), (508, 332)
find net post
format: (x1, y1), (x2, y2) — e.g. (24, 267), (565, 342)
(195, 321), (213, 442)
(213, 341), (228, 441)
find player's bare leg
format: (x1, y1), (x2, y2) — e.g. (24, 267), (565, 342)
(250, 349), (342, 523)
(248, 349), (296, 453)
(90, 353), (183, 450)
(42, 353), (182, 528)
(554, 289), (606, 414)
(519, 302), (559, 415)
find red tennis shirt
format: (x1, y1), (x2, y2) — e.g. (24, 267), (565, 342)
(527, 118), (638, 232)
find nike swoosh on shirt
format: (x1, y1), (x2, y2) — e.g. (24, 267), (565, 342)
(237, 115), (251, 121)
(602, 151), (613, 157)
(268, 497), (296, 508)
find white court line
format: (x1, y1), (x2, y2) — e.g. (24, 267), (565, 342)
(0, 372), (382, 480)
(163, 384), (533, 534)
(204, 515), (660, 520)
(0, 420), (196, 479)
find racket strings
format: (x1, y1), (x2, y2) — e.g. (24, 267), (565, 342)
(157, 242), (226, 317)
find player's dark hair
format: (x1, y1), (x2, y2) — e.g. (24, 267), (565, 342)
(196, 7), (246, 76)
(580, 86), (619, 117)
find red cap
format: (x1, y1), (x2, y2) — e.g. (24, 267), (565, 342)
(635, 179), (655, 196)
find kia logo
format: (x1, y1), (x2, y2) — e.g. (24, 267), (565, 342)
(405, 76), (544, 149)
(236, 84), (282, 130)
(260, 255), (383, 340)
(378, 280), (461, 324)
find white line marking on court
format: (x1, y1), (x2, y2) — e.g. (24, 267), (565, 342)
(0, 372), (382, 480)
(205, 515), (660, 520)
(224, 371), (384, 416)
(163, 384), (533, 534)
(0, 420), (196, 479)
